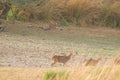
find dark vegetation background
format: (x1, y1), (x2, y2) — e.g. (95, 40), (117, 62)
(0, 0), (120, 28)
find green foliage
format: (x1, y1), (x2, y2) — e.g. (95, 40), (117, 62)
(43, 70), (69, 80)
(6, 8), (14, 20)
(43, 70), (56, 80)
(60, 17), (68, 26)
(5, 5), (25, 21)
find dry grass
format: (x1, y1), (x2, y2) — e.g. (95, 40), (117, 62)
(1, 0), (120, 27)
(0, 18), (119, 79)
(0, 66), (120, 80)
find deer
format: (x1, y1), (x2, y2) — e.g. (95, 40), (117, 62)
(114, 57), (120, 65)
(51, 52), (73, 67)
(82, 57), (101, 66)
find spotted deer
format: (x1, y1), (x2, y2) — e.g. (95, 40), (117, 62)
(83, 57), (101, 66)
(51, 52), (73, 67)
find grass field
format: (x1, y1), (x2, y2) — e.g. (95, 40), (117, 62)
(0, 21), (120, 80)
(0, 0), (120, 80)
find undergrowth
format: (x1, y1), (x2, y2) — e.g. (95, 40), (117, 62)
(0, 0), (120, 28)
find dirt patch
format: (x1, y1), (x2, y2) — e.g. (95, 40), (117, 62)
(0, 22), (120, 67)
(0, 34), (117, 67)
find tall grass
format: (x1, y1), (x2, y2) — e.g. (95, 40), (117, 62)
(42, 66), (120, 80)
(63, 0), (98, 25)
(0, 66), (119, 80)
(2, 0), (120, 28)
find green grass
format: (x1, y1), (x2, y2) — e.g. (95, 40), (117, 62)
(43, 70), (56, 80)
(43, 70), (69, 80)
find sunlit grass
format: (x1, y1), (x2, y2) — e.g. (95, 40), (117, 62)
(0, 66), (120, 80)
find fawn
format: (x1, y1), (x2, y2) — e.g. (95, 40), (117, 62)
(51, 52), (73, 67)
(83, 57), (101, 66)
(114, 57), (120, 65)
